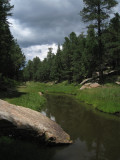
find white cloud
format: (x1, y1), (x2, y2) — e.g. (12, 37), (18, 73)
(9, 18), (35, 42)
(9, 17), (59, 60)
(22, 43), (58, 61)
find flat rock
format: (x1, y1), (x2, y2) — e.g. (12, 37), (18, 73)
(0, 99), (72, 145)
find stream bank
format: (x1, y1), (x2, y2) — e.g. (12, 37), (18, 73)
(0, 81), (120, 116)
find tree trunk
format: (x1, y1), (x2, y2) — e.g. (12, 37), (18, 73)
(98, 4), (103, 84)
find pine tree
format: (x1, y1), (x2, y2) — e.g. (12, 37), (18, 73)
(50, 45), (63, 82)
(82, 27), (98, 78)
(80, 0), (118, 83)
(0, 0), (14, 77)
(32, 57), (41, 81)
(62, 32), (78, 83)
(104, 13), (120, 70)
(0, 0), (25, 81)
(9, 40), (25, 79)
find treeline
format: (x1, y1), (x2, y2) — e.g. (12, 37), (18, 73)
(0, 0), (25, 85)
(23, 13), (120, 83)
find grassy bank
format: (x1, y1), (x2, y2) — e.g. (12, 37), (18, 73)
(0, 81), (120, 114)
(76, 85), (120, 113)
(42, 82), (120, 114)
(0, 82), (46, 111)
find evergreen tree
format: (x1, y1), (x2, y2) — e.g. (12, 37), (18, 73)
(71, 33), (85, 82)
(50, 45), (63, 82)
(62, 32), (78, 83)
(32, 57), (41, 81)
(9, 40), (25, 79)
(81, 27), (98, 78)
(104, 13), (120, 70)
(62, 36), (71, 82)
(0, 0), (25, 81)
(0, 0), (14, 77)
(46, 48), (55, 81)
(24, 60), (34, 81)
(80, 0), (118, 83)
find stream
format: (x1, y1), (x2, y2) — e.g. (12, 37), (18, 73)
(0, 94), (120, 160)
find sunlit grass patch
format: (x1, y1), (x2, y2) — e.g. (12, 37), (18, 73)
(76, 86), (120, 113)
(5, 92), (46, 111)
(2, 82), (47, 111)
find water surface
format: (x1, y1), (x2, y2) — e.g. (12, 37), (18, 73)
(0, 94), (120, 160)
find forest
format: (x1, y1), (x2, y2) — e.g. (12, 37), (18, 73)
(0, 0), (25, 89)
(0, 0), (120, 86)
(23, 12), (120, 83)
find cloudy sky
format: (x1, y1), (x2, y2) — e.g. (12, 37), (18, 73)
(9, 0), (120, 60)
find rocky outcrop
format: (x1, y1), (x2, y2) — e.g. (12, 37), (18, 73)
(80, 83), (101, 90)
(116, 81), (120, 85)
(80, 76), (99, 86)
(0, 99), (72, 145)
(80, 78), (93, 85)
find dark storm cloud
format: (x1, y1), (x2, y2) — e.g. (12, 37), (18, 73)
(10, 0), (85, 47)
(9, 0), (120, 60)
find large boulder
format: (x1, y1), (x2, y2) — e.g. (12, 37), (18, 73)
(0, 99), (72, 145)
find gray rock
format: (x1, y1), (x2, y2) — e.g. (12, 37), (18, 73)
(0, 99), (72, 145)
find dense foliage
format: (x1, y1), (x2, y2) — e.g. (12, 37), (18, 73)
(0, 0), (25, 84)
(23, 12), (120, 83)
(80, 0), (118, 83)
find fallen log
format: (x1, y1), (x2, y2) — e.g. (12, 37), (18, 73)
(0, 99), (72, 145)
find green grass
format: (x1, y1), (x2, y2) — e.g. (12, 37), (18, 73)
(5, 92), (46, 111)
(40, 81), (81, 95)
(0, 81), (120, 114)
(43, 82), (120, 114)
(0, 82), (47, 111)
(76, 85), (120, 113)
(39, 81), (120, 114)
(0, 81), (80, 111)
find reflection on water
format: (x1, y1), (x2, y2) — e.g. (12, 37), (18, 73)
(0, 93), (120, 160)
